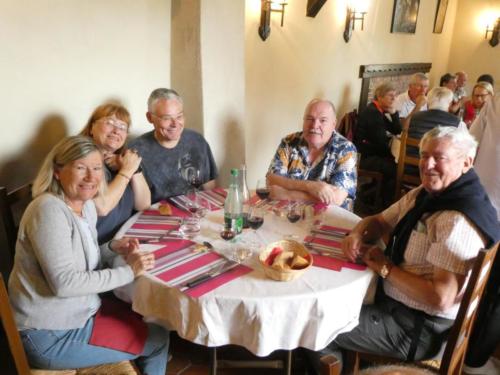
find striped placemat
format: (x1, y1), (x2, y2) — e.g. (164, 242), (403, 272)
(304, 224), (366, 271)
(168, 188), (227, 213)
(123, 212), (183, 242)
(149, 240), (252, 298)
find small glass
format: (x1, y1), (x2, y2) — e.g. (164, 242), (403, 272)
(179, 217), (201, 239)
(220, 227), (236, 241)
(233, 246), (251, 264)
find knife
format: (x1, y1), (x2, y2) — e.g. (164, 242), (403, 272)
(180, 261), (239, 291)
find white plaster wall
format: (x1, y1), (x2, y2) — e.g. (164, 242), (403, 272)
(0, 0), (171, 189)
(447, 0), (500, 94)
(200, 0), (246, 186)
(244, 0), (459, 186)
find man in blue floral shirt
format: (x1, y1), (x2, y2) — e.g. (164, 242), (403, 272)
(267, 99), (357, 210)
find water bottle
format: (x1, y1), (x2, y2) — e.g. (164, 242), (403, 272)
(239, 164), (250, 228)
(224, 169), (243, 234)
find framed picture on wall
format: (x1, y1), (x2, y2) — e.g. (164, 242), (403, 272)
(391, 0), (420, 34)
(433, 0), (448, 33)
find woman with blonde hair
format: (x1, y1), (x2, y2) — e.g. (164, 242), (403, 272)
(9, 135), (168, 374)
(81, 103), (151, 243)
(463, 82), (494, 128)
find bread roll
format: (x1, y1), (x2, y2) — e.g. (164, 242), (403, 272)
(271, 251), (294, 270)
(158, 203), (172, 216)
(291, 254), (309, 269)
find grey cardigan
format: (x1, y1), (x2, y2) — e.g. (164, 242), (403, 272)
(8, 193), (134, 330)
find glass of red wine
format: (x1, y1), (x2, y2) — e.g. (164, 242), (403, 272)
(248, 205), (265, 231)
(189, 168), (203, 190)
(220, 227), (236, 241)
(256, 178), (270, 202)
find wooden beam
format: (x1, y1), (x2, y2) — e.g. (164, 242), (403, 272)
(306, 0), (327, 18)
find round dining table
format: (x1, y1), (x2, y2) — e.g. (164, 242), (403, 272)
(114, 202), (375, 360)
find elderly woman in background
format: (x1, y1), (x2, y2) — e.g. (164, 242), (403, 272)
(8, 136), (169, 374)
(354, 82), (402, 206)
(463, 82), (494, 128)
(80, 103), (151, 243)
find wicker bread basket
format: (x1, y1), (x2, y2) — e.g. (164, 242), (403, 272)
(259, 239), (313, 281)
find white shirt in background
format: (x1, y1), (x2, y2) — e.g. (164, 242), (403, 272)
(470, 96), (500, 221)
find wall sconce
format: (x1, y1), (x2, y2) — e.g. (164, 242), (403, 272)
(485, 17), (499, 47)
(258, 0), (287, 41)
(343, 5), (367, 43)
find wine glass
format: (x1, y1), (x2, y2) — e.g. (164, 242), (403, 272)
(256, 178), (270, 202)
(189, 168), (203, 190)
(184, 189), (201, 217)
(286, 202), (302, 223)
(248, 205), (265, 232)
(247, 205), (265, 252)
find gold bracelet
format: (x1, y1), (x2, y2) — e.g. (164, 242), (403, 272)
(118, 172), (131, 181)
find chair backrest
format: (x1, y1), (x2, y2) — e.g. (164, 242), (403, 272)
(337, 110), (358, 142)
(440, 242), (500, 375)
(394, 129), (421, 200)
(0, 184), (32, 262)
(0, 273), (31, 375)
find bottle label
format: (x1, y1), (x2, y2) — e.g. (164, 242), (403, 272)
(224, 215), (243, 234)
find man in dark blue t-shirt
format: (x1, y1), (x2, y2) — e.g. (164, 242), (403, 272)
(130, 88), (218, 203)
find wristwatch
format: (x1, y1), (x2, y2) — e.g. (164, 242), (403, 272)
(134, 165), (143, 175)
(379, 261), (393, 279)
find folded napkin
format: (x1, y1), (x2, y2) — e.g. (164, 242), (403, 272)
(89, 297), (147, 355)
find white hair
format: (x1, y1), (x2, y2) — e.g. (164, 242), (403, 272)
(420, 126), (478, 159)
(409, 72), (429, 86)
(147, 88), (183, 112)
(427, 87), (454, 111)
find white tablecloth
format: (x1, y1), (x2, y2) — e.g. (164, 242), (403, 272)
(114, 204), (374, 356)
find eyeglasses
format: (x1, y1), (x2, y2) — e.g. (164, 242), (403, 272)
(150, 112), (184, 124)
(472, 94), (490, 99)
(97, 117), (128, 132)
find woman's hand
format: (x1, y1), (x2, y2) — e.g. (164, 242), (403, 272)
(109, 237), (140, 256)
(103, 152), (120, 171)
(119, 149), (142, 177)
(125, 250), (155, 277)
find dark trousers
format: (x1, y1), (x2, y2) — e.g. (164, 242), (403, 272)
(305, 296), (453, 374)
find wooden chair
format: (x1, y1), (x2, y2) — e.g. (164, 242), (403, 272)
(0, 274), (139, 375)
(394, 129), (421, 201)
(335, 242), (500, 375)
(338, 110), (383, 211)
(0, 184), (33, 262)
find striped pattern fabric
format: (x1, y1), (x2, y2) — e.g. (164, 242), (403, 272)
(148, 240), (252, 298)
(304, 224), (366, 271)
(124, 212), (183, 242)
(124, 209), (252, 298)
(168, 188), (227, 212)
